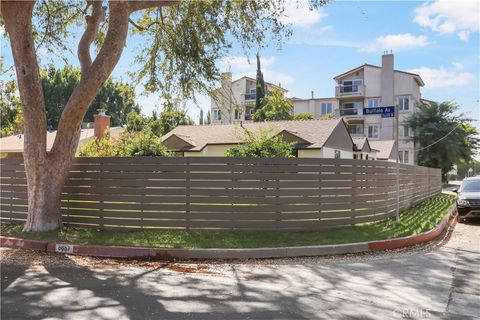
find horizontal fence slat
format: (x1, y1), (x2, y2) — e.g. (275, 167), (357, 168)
(0, 157), (441, 231)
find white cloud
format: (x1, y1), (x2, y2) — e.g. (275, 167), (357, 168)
(280, 0), (326, 28)
(453, 61), (464, 70)
(361, 33), (429, 53)
(458, 30), (470, 42)
(413, 0), (479, 41)
(220, 55), (294, 86)
(408, 66), (475, 88)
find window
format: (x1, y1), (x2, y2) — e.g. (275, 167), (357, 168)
(334, 150), (341, 159)
(234, 109), (242, 120)
(340, 102), (363, 116)
(213, 109), (221, 121)
(399, 125), (410, 138)
(368, 98), (380, 108)
(347, 124), (364, 135)
(321, 102), (332, 115)
(398, 96), (409, 111)
(249, 88), (256, 94)
(399, 150), (409, 164)
(341, 79), (363, 93)
(367, 124), (380, 139)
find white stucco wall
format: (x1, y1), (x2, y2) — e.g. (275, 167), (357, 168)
(364, 66), (381, 97)
(297, 149), (323, 158)
(292, 99), (338, 118)
(184, 144), (237, 157)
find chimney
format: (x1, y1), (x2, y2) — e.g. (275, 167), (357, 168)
(311, 91), (314, 99)
(380, 52), (395, 140)
(381, 53), (394, 107)
(94, 109), (111, 140)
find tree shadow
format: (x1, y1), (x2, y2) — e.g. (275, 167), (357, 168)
(1, 229), (478, 320)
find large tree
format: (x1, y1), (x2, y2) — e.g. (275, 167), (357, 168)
(407, 101), (479, 181)
(254, 52), (266, 114)
(253, 89), (294, 121)
(0, 78), (23, 137)
(1, 0), (326, 231)
(41, 65), (140, 129)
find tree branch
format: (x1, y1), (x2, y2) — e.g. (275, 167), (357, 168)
(1, 1), (48, 163)
(126, 0), (179, 13)
(128, 17), (161, 31)
(78, 0), (105, 75)
(51, 1), (130, 160)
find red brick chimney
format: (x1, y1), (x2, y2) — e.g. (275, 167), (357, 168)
(94, 109), (111, 140)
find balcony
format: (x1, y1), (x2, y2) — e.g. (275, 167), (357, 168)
(339, 107), (362, 116)
(335, 84), (365, 98)
(244, 93), (256, 101)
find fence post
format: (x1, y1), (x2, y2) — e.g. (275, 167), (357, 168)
(99, 160), (105, 230)
(276, 165), (281, 229)
(185, 158), (190, 231)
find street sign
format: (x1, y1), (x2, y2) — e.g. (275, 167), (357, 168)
(363, 106), (395, 118)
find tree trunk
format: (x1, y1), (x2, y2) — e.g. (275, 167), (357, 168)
(2, 1), (176, 232)
(23, 167), (64, 232)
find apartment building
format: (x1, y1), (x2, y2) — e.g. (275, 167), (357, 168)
(293, 54), (425, 164)
(210, 72), (288, 124)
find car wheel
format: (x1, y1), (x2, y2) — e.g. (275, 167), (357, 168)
(456, 215), (465, 223)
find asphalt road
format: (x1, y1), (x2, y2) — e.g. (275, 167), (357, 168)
(1, 221), (479, 320)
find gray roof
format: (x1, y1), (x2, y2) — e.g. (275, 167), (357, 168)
(352, 137), (371, 152)
(369, 140), (396, 160)
(0, 127), (124, 153)
(162, 118), (348, 151)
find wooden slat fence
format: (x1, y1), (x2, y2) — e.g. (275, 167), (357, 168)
(0, 157), (442, 231)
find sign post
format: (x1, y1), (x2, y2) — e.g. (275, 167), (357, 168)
(395, 104), (400, 222)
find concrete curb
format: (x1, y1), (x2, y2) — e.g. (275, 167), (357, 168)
(0, 205), (456, 260)
(368, 205), (457, 251)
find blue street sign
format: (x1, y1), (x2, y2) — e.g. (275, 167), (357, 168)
(363, 106), (395, 118)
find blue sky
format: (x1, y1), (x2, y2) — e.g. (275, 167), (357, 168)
(1, 0), (479, 130)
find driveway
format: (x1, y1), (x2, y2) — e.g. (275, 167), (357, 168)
(1, 221), (479, 320)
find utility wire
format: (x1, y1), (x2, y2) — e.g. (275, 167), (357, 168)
(414, 122), (463, 152)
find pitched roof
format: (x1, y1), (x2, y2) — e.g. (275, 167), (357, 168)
(233, 76), (288, 92)
(333, 64), (425, 87)
(369, 140), (396, 160)
(0, 127), (124, 153)
(162, 118), (348, 151)
(352, 137), (371, 152)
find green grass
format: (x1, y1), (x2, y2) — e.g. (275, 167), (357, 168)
(0, 194), (455, 249)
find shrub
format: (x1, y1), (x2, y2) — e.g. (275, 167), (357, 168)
(77, 131), (119, 157)
(226, 128), (295, 157)
(118, 132), (171, 157)
(293, 112), (314, 120)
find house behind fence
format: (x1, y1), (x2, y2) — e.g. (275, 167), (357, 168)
(0, 157), (441, 231)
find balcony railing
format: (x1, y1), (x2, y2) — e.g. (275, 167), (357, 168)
(244, 93), (256, 101)
(335, 84), (365, 97)
(339, 108), (361, 116)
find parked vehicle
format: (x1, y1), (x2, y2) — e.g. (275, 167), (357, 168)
(453, 177), (480, 223)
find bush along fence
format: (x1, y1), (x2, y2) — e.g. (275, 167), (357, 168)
(0, 157), (442, 231)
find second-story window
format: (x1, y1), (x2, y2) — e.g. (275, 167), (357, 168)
(213, 109), (221, 121)
(321, 102), (332, 115)
(367, 124), (380, 139)
(347, 124), (364, 135)
(399, 124), (410, 138)
(245, 88), (256, 101)
(234, 109), (242, 120)
(342, 79), (363, 93)
(368, 98), (380, 108)
(398, 96), (410, 111)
